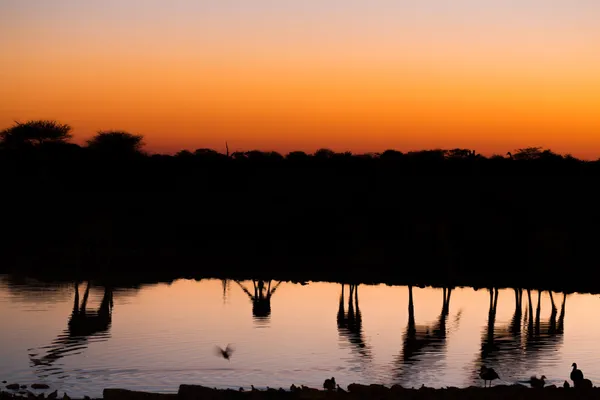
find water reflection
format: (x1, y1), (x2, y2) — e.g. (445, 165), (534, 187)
(471, 288), (567, 385)
(337, 284), (371, 359)
(394, 286), (457, 386)
(0, 276), (598, 397)
(221, 279), (231, 304)
(523, 290), (566, 357)
(29, 282), (113, 376)
(235, 279), (282, 325)
(2, 275), (73, 305)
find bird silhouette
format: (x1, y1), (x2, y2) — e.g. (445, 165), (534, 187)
(577, 379), (593, 389)
(47, 390), (58, 400)
(563, 380), (570, 389)
(526, 375), (546, 389)
(214, 344), (235, 360)
(323, 377), (336, 391)
(571, 363), (584, 384)
(479, 366), (500, 387)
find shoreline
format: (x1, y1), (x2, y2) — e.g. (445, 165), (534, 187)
(3, 383), (600, 400)
(5, 270), (600, 297)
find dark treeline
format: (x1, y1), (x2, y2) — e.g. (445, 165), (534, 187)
(1, 120), (600, 293)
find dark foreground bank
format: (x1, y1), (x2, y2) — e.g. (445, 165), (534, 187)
(4, 384), (600, 400)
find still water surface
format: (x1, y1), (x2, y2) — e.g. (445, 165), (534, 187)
(1, 276), (599, 397)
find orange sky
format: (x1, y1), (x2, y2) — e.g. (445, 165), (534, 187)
(1, 1), (600, 158)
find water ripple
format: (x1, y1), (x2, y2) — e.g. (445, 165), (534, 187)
(1, 279), (600, 397)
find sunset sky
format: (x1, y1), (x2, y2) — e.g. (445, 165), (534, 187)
(2, 1), (600, 158)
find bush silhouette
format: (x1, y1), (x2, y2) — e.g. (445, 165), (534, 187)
(86, 130), (145, 157)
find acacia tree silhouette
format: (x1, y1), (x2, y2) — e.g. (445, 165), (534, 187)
(86, 130), (145, 156)
(512, 147), (545, 160)
(0, 120), (72, 149)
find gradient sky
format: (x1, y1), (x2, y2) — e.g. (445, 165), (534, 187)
(1, 1), (600, 157)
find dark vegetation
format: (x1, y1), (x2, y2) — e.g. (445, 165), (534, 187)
(1, 120), (600, 293)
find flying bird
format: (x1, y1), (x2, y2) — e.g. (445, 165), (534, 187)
(215, 344), (235, 360)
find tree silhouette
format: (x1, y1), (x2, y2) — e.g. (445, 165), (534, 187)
(314, 148), (335, 159)
(513, 147), (544, 160)
(245, 150), (284, 162)
(0, 120), (72, 149)
(445, 148), (475, 160)
(539, 149), (563, 161)
(407, 149), (446, 162)
(286, 151), (310, 161)
(194, 148), (226, 160)
(380, 149), (404, 161)
(175, 150), (194, 159)
(86, 130), (145, 156)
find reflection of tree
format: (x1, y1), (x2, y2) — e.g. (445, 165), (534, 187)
(337, 284), (371, 359)
(1, 275), (73, 303)
(236, 280), (281, 323)
(30, 282), (113, 374)
(394, 286), (456, 385)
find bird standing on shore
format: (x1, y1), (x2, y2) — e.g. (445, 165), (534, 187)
(214, 344), (235, 360)
(323, 377), (336, 391)
(571, 363), (584, 384)
(578, 379), (593, 389)
(479, 366), (500, 387)
(526, 375), (546, 389)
